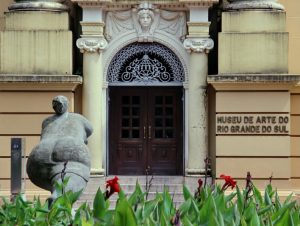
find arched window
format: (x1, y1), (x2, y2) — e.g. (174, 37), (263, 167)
(108, 42), (184, 86)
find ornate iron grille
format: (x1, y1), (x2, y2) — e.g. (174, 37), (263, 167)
(108, 43), (184, 86)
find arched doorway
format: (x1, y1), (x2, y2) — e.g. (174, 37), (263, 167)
(107, 42), (185, 175)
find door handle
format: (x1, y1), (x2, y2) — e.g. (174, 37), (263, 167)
(144, 126), (146, 139)
(148, 126), (151, 139)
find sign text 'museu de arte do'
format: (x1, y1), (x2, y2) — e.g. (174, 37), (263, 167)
(216, 114), (289, 135)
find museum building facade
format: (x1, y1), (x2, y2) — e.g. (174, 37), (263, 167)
(0, 0), (300, 199)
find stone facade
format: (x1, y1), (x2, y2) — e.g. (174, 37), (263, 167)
(0, 0), (300, 200)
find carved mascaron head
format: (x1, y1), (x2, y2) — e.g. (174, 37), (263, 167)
(137, 2), (155, 32)
(138, 9), (154, 30)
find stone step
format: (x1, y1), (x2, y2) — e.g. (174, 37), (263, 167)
(74, 176), (212, 209)
(74, 199), (185, 210)
(75, 191), (186, 209)
(85, 184), (184, 193)
(80, 191), (185, 201)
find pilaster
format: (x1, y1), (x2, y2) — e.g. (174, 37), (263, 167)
(76, 17), (107, 175)
(184, 8), (213, 175)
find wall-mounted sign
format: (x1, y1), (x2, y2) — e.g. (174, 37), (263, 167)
(216, 114), (289, 135)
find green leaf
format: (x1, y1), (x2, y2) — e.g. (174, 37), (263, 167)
(273, 210), (294, 226)
(249, 211), (260, 226)
(143, 198), (160, 220)
(128, 181), (144, 207)
(252, 185), (263, 206)
(272, 201), (296, 223)
(199, 194), (213, 224)
(264, 189), (273, 206)
(93, 188), (107, 221)
(217, 210), (225, 226)
(208, 213), (220, 226)
(182, 184), (193, 201)
(66, 189), (83, 205)
(114, 198), (137, 226)
(181, 216), (194, 226)
(225, 192), (236, 204)
(179, 198), (191, 217)
(236, 186), (244, 214)
(258, 205), (272, 216)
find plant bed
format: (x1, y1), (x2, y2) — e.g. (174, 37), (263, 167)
(0, 174), (299, 226)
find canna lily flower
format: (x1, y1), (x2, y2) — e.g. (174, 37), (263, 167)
(105, 176), (120, 199)
(106, 176), (120, 193)
(220, 174), (237, 191)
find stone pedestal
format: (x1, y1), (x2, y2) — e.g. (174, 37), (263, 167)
(219, 0), (288, 74)
(0, 9), (72, 74)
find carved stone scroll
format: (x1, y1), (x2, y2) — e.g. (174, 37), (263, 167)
(76, 38), (108, 53)
(183, 38), (214, 53)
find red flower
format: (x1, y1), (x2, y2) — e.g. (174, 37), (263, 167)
(106, 176), (120, 193)
(220, 174), (237, 191)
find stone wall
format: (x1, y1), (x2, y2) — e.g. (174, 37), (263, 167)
(0, 76), (81, 199)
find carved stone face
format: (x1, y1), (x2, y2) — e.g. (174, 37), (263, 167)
(52, 96), (68, 115)
(138, 10), (153, 29)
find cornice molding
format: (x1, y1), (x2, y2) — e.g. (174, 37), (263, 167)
(208, 74), (300, 91)
(76, 37), (108, 53)
(225, 0), (284, 11)
(8, 1), (68, 12)
(0, 74), (82, 91)
(72, 0), (218, 9)
(183, 37), (214, 53)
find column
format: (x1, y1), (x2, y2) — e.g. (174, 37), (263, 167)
(76, 20), (107, 175)
(183, 8), (214, 175)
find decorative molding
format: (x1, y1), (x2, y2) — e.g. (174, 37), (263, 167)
(9, 1), (68, 12)
(74, 1), (215, 9)
(76, 37), (108, 53)
(0, 74), (82, 91)
(107, 43), (185, 86)
(81, 22), (105, 36)
(207, 74), (300, 91)
(226, 0), (284, 11)
(183, 37), (214, 53)
(185, 168), (206, 175)
(102, 30), (190, 85)
(104, 3), (186, 43)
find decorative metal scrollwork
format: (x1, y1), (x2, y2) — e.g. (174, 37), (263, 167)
(121, 54), (171, 83)
(108, 43), (184, 86)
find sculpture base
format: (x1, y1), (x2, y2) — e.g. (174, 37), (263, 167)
(9, 2), (68, 12)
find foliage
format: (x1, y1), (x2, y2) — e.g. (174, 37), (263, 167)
(0, 178), (299, 226)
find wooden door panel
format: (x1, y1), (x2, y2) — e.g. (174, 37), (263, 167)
(147, 88), (183, 175)
(109, 87), (183, 175)
(114, 143), (144, 174)
(109, 87), (147, 175)
(149, 144), (178, 175)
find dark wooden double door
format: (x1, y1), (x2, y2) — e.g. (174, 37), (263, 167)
(109, 87), (183, 175)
